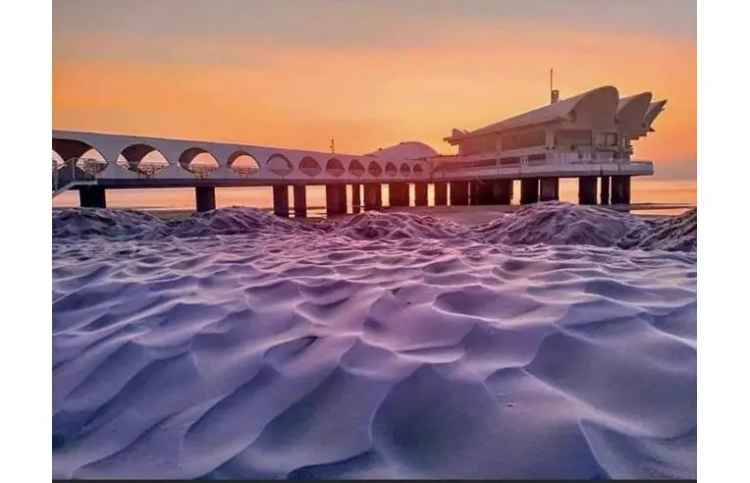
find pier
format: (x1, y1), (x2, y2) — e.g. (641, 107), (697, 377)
(52, 85), (664, 216)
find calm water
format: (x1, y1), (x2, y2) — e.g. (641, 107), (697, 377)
(52, 179), (696, 217)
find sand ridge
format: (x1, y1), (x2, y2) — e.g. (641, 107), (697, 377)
(52, 204), (697, 479)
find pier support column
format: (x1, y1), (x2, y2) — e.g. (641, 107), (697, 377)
(539, 177), (560, 202)
(600, 176), (611, 205)
(611, 175), (631, 205)
(389, 182), (409, 207)
(79, 186), (107, 208)
(293, 185), (307, 218)
(195, 186), (215, 212)
(492, 179), (512, 205)
(450, 181), (469, 206)
(434, 182), (448, 206)
(578, 176), (598, 205)
(326, 184), (346, 217)
(471, 180), (495, 205)
(364, 183), (382, 210)
(272, 185), (289, 217)
(351, 184), (362, 213)
(520, 178), (540, 204)
(414, 182), (428, 206)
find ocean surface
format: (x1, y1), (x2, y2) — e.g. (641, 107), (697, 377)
(52, 203), (696, 479)
(52, 178), (696, 216)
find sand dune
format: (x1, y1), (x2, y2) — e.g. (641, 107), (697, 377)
(52, 204), (696, 479)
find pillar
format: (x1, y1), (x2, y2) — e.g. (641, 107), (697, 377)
(434, 182), (448, 206)
(539, 177), (560, 202)
(578, 176), (598, 205)
(195, 186), (215, 212)
(450, 181), (469, 206)
(351, 184), (362, 213)
(272, 185), (289, 217)
(326, 184), (346, 217)
(293, 185), (307, 218)
(364, 184), (381, 210)
(520, 178), (540, 204)
(600, 176), (611, 205)
(414, 182), (428, 206)
(611, 175), (631, 205)
(79, 186), (106, 208)
(492, 179), (512, 205)
(389, 182), (409, 207)
(472, 180), (495, 205)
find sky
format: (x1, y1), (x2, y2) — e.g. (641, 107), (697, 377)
(53, 0), (696, 180)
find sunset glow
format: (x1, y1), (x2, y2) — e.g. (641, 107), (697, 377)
(53, 0), (696, 178)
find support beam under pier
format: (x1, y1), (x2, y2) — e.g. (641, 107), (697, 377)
(414, 183), (428, 206)
(293, 185), (307, 218)
(351, 184), (362, 213)
(540, 177), (560, 202)
(492, 179), (512, 205)
(434, 182), (447, 206)
(450, 181), (469, 206)
(195, 186), (215, 212)
(79, 186), (107, 208)
(600, 176), (611, 205)
(611, 175), (631, 205)
(272, 185), (289, 217)
(389, 182), (409, 207)
(326, 184), (347, 217)
(364, 183), (382, 210)
(471, 180), (495, 205)
(520, 178), (540, 204)
(578, 176), (598, 205)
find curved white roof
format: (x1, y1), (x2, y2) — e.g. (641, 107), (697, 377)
(616, 92), (653, 134)
(445, 85), (620, 143)
(365, 141), (438, 161)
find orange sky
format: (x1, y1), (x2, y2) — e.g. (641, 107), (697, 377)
(53, 1), (696, 179)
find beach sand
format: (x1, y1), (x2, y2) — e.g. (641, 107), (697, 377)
(52, 203), (696, 479)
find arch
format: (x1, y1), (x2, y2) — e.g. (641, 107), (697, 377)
(267, 153), (293, 176)
(326, 158), (345, 177)
(385, 162), (397, 177)
(178, 147), (220, 177)
(349, 159), (365, 177)
(299, 156), (322, 177)
(368, 161), (382, 177)
(228, 151), (260, 176)
(52, 150), (64, 170)
(118, 144), (170, 176)
(399, 163), (411, 176)
(413, 163), (425, 175)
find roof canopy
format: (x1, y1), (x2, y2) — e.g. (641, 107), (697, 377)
(445, 85), (666, 145)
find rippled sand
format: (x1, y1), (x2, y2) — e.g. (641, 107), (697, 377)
(52, 204), (696, 479)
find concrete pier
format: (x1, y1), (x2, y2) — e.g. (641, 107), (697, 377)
(293, 185), (307, 218)
(540, 177), (560, 202)
(389, 182), (409, 207)
(414, 182), (428, 206)
(450, 181), (469, 206)
(434, 182), (448, 206)
(578, 176), (598, 205)
(364, 183), (382, 210)
(520, 178), (540, 204)
(351, 184), (362, 213)
(492, 179), (513, 205)
(611, 175), (631, 204)
(600, 176), (611, 205)
(325, 184), (347, 216)
(272, 185), (289, 217)
(79, 186), (107, 208)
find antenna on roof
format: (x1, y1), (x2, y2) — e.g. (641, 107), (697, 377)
(550, 68), (559, 104)
(330, 137), (335, 154)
